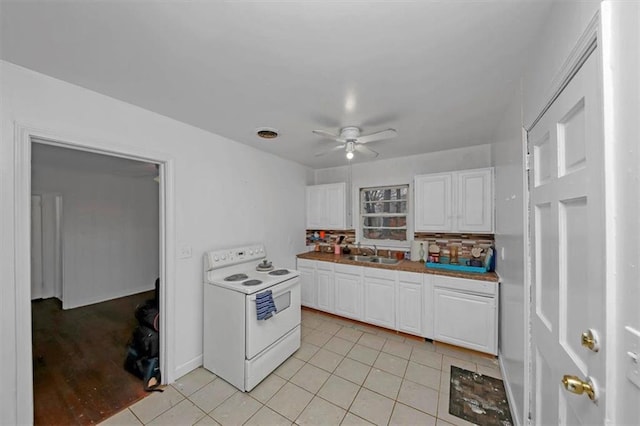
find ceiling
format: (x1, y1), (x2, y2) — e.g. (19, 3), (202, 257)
(1, 1), (553, 169)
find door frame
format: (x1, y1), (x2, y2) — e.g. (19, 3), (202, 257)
(30, 193), (64, 300)
(30, 194), (44, 299)
(13, 122), (176, 423)
(523, 12), (603, 425)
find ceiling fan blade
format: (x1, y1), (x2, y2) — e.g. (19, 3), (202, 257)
(357, 128), (397, 144)
(355, 144), (379, 158)
(312, 129), (340, 140)
(314, 144), (345, 157)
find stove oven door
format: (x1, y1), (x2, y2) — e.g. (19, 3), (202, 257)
(245, 277), (301, 359)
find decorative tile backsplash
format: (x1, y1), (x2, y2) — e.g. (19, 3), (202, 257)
(414, 232), (495, 259)
(305, 230), (494, 259)
(306, 229), (356, 246)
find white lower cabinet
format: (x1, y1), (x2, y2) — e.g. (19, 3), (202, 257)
(432, 275), (498, 355)
(316, 262), (334, 313)
(396, 271), (424, 336)
(297, 258), (498, 353)
(364, 268), (396, 329)
(334, 264), (364, 321)
(297, 259), (316, 308)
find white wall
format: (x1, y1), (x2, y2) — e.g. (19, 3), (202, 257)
(315, 144), (492, 186)
(522, 1), (601, 129)
(490, 89), (527, 423)
(0, 61), (310, 423)
(32, 162), (159, 309)
(491, 2), (640, 424)
(493, 3), (601, 424)
(314, 144), (493, 244)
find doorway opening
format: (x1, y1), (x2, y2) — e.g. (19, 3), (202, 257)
(14, 125), (175, 424)
(30, 141), (161, 423)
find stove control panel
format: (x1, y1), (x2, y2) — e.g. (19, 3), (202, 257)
(204, 244), (266, 271)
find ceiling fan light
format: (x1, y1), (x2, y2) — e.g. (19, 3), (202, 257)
(345, 140), (355, 160)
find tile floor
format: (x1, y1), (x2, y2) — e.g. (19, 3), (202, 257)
(101, 309), (504, 426)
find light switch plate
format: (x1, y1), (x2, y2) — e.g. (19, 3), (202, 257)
(178, 245), (192, 259)
(624, 325), (640, 389)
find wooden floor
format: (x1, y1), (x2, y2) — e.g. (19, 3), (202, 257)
(32, 291), (155, 425)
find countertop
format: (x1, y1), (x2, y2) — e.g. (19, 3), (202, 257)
(297, 251), (500, 283)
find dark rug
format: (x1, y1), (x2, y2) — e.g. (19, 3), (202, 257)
(449, 366), (513, 426)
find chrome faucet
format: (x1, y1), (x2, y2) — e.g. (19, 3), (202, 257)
(373, 245), (378, 256)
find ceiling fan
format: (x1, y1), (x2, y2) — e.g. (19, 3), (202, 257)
(313, 126), (397, 160)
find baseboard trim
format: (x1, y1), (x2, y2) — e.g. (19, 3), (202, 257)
(62, 284), (154, 310)
(499, 351), (522, 426)
(173, 354), (203, 382)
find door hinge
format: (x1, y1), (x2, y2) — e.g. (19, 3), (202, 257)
(525, 152), (531, 171)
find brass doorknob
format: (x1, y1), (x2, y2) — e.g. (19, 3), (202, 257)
(581, 329), (600, 352)
(562, 375), (597, 401)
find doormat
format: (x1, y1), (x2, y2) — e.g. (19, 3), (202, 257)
(449, 366), (513, 426)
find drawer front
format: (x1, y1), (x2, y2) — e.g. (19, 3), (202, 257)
(335, 263), (362, 275)
(397, 271), (423, 284)
(433, 275), (497, 296)
(363, 267), (396, 280)
(316, 261), (334, 272)
(297, 258), (315, 269)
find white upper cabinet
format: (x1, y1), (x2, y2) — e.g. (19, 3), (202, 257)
(414, 172), (452, 232)
(414, 167), (494, 233)
(306, 182), (348, 230)
(456, 168), (494, 233)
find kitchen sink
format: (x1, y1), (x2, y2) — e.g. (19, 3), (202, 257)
(347, 255), (400, 265)
(347, 255), (374, 262)
(369, 257), (400, 265)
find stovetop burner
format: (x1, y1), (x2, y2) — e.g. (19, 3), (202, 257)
(242, 279), (263, 286)
(269, 269), (290, 276)
(225, 273), (249, 282)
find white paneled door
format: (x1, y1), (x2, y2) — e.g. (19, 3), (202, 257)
(529, 51), (605, 424)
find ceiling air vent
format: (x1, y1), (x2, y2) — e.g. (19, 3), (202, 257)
(256, 128), (279, 139)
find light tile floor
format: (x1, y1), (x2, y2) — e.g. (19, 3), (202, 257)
(101, 309), (503, 426)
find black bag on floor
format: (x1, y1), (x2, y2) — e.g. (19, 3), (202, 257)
(131, 324), (159, 358)
(135, 300), (160, 331)
(123, 346), (163, 392)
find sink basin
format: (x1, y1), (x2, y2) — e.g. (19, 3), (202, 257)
(347, 255), (374, 262)
(347, 255), (400, 265)
(369, 257), (400, 265)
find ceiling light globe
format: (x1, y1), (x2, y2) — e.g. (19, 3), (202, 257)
(346, 151), (354, 160)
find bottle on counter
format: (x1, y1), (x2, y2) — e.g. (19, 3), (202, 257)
(419, 243), (425, 263)
(334, 244), (341, 255)
(450, 245), (459, 264)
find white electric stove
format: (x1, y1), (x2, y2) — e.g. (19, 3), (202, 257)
(203, 244), (301, 391)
